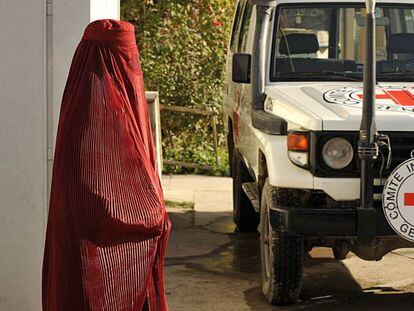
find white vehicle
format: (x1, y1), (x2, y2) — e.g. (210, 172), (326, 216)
(224, 0), (414, 305)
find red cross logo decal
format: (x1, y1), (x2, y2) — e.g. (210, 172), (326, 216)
(358, 89), (414, 106)
(404, 193), (414, 206)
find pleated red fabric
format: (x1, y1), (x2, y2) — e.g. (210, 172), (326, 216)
(42, 20), (171, 311)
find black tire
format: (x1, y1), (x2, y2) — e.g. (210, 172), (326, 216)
(227, 120), (234, 177)
(260, 179), (304, 305)
(232, 148), (260, 232)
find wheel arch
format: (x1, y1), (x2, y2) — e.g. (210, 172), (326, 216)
(256, 135), (314, 190)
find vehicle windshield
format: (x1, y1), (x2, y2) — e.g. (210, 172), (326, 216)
(271, 4), (414, 82)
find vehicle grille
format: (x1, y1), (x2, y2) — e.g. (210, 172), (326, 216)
(372, 132), (414, 200)
(373, 132), (414, 178)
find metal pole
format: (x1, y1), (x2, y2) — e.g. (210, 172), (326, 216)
(358, 0), (378, 245)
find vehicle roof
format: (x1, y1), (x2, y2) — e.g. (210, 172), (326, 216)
(275, 0), (414, 5)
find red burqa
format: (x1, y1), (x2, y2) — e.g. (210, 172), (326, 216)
(42, 20), (171, 311)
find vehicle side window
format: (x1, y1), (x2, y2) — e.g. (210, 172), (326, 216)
(238, 1), (253, 52)
(230, 1), (246, 52)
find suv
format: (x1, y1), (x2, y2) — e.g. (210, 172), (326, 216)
(224, 0), (414, 305)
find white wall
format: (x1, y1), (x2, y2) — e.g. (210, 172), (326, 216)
(91, 0), (120, 22)
(0, 1), (119, 310)
(0, 1), (47, 310)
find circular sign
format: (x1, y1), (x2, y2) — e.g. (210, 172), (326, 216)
(324, 86), (414, 113)
(383, 158), (414, 242)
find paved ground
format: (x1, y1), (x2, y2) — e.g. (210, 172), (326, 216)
(161, 175), (414, 311)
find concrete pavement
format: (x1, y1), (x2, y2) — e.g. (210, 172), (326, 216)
(161, 175), (414, 310)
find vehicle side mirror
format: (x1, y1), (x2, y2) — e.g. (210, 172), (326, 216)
(232, 53), (251, 83)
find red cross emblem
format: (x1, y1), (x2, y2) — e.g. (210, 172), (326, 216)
(358, 89), (414, 106)
(404, 193), (414, 206)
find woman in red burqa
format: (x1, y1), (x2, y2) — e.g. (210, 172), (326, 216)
(42, 20), (171, 311)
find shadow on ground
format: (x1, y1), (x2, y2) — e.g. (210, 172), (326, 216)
(165, 209), (414, 310)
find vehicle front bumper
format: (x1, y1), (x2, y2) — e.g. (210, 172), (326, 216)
(269, 206), (396, 237)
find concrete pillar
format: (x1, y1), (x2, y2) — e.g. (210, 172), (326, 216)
(0, 1), (119, 310)
(0, 1), (47, 309)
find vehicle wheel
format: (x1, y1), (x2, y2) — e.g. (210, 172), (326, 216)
(233, 148), (259, 231)
(227, 120), (234, 177)
(260, 179), (304, 305)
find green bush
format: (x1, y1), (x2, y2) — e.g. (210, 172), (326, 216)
(121, 0), (234, 176)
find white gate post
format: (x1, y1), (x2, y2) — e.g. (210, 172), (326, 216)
(146, 92), (164, 179)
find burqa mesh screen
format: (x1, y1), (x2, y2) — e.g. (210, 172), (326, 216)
(42, 20), (171, 311)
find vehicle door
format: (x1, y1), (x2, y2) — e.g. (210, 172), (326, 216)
(235, 1), (257, 169)
(224, 0), (246, 127)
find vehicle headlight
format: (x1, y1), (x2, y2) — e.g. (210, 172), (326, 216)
(322, 137), (354, 170)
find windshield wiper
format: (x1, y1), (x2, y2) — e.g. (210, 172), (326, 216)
(277, 71), (362, 81)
